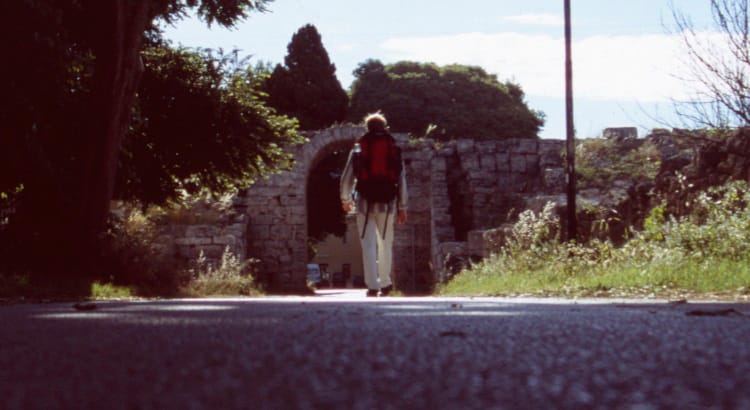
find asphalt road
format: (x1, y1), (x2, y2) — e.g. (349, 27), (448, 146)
(2, 291), (750, 409)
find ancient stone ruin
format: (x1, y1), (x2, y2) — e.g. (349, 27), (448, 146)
(224, 125), (566, 292)
(152, 125), (750, 293)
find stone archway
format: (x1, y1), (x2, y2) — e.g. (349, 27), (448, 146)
(241, 124), (565, 293)
(243, 125), (367, 292)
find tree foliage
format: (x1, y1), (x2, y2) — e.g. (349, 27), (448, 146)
(119, 43), (300, 206)
(0, 0), (294, 280)
(348, 60), (544, 140)
(263, 24), (349, 130)
(670, 0), (750, 128)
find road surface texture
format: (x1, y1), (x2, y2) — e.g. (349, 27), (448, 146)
(2, 290), (750, 409)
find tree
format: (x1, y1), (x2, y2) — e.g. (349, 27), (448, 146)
(263, 24), (349, 130)
(118, 43), (300, 206)
(348, 60), (544, 140)
(670, 0), (750, 128)
(0, 0), (286, 282)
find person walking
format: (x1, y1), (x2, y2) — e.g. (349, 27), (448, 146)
(340, 113), (407, 297)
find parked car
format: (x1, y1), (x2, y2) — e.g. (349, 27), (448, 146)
(307, 264), (322, 287)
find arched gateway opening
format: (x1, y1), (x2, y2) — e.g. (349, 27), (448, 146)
(305, 138), (363, 290)
(244, 126), (372, 292)
(243, 125), (434, 293)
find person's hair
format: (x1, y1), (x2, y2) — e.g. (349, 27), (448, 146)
(364, 112), (387, 132)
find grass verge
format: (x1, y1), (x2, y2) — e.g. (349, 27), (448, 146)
(440, 181), (750, 301)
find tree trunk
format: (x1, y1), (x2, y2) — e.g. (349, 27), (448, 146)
(74, 1), (150, 267)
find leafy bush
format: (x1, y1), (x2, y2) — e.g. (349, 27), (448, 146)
(644, 181), (750, 259)
(100, 207), (190, 296)
(145, 193), (236, 226)
(90, 282), (132, 299)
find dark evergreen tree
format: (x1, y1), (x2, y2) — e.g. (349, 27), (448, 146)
(264, 24), (349, 130)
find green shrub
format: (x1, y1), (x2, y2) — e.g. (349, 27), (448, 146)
(90, 282), (132, 299)
(100, 207), (189, 296)
(636, 181), (750, 260)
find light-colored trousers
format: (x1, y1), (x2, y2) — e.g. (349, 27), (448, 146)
(356, 207), (395, 290)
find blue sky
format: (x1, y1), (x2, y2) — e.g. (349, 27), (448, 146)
(162, 0), (717, 139)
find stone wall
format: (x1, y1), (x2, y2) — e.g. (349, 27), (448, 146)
(155, 125), (566, 293)
(125, 198), (251, 269)
(425, 138), (565, 283)
(161, 217), (248, 265)
(236, 125), (565, 292)
(240, 126), (367, 291)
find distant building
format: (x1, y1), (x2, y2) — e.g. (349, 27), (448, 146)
(312, 215), (364, 287)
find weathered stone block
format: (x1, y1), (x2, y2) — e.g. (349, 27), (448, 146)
(224, 223), (245, 236)
(510, 155), (528, 173)
(184, 226), (211, 238)
(293, 225), (307, 241)
(540, 141), (564, 167)
(475, 170), (497, 182)
(511, 138), (539, 154)
(248, 224), (270, 240)
(213, 235), (237, 246)
(473, 186), (496, 195)
(475, 141), (498, 154)
(461, 154), (480, 171)
(479, 155), (497, 171)
(437, 146), (454, 157)
(456, 139), (475, 154)
(431, 158), (447, 172)
(175, 237), (212, 246)
(406, 159), (427, 171)
(525, 154), (540, 175)
(493, 152), (509, 170)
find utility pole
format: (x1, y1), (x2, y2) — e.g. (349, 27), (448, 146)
(564, 0), (577, 242)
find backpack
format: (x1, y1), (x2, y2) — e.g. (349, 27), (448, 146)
(353, 130), (402, 204)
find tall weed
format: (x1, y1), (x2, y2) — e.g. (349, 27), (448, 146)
(183, 247), (261, 296)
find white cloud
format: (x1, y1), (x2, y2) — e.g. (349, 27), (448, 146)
(380, 31), (703, 102)
(503, 14), (564, 27)
(335, 43), (356, 52)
